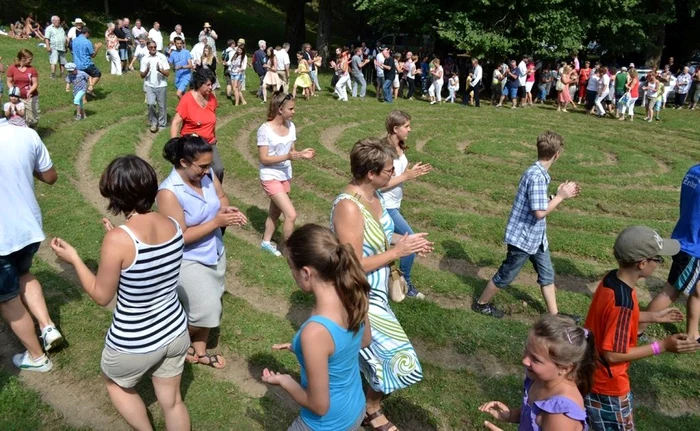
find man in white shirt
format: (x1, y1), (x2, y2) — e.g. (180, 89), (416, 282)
(147, 22), (164, 52)
(0, 117), (62, 372)
(518, 55), (528, 106)
(168, 24), (185, 54)
(374, 47), (386, 101)
(464, 58), (483, 107)
(66, 17), (84, 51)
(275, 43), (291, 93)
(191, 35), (207, 65)
(140, 41), (170, 132)
(44, 15), (67, 79)
(131, 19), (148, 40)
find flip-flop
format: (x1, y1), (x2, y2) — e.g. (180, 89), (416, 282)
(197, 352), (226, 369)
(185, 346), (198, 364)
(362, 409), (398, 431)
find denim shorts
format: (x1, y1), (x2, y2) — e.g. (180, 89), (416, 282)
(492, 244), (555, 288)
(231, 72), (244, 82)
(506, 86), (518, 99)
(118, 48), (129, 60)
(0, 242), (40, 302)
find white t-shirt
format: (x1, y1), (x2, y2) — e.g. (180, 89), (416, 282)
(383, 153), (408, 209)
(257, 122), (296, 181)
(148, 29), (164, 50)
(406, 60), (416, 79)
(598, 74), (610, 96)
(132, 26), (148, 40)
(133, 44), (148, 63)
(0, 119), (53, 254)
(518, 61), (527, 86)
(140, 53), (170, 88)
(169, 31), (185, 43)
(191, 43), (205, 63)
(67, 26), (78, 41)
(375, 52), (385, 77)
(587, 73), (599, 92)
(274, 49), (290, 71)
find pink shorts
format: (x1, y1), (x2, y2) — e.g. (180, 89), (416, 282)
(261, 179), (291, 196)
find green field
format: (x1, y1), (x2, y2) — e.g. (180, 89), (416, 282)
(1, 34), (700, 431)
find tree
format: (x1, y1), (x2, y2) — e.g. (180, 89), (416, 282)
(316, 0), (332, 69)
(285, 0), (308, 53)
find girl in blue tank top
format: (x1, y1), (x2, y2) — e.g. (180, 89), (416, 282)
(478, 314), (596, 431)
(261, 224), (371, 431)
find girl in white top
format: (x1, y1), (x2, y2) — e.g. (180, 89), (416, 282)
(594, 66), (610, 117)
(258, 91), (315, 256)
(335, 49), (351, 102)
(429, 58), (444, 105)
(380, 111), (432, 298)
(446, 73), (460, 103)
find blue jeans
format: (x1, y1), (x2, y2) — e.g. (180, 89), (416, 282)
(382, 79), (393, 103)
(492, 244), (555, 288)
(387, 208), (414, 284)
(351, 72), (366, 97)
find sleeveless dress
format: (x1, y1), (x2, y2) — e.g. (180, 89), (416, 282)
(330, 193), (422, 394)
(519, 377), (588, 431)
(295, 61), (313, 88)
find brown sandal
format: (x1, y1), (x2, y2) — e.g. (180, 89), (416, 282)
(196, 352), (226, 369)
(185, 346), (198, 364)
(362, 409), (398, 431)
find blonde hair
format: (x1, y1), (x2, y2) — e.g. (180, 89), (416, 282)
(285, 224), (369, 332)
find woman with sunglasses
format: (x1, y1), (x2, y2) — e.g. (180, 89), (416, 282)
(258, 91), (314, 257)
(331, 138), (432, 431)
(156, 135), (248, 370)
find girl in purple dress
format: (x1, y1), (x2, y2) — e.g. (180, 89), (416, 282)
(478, 314), (596, 431)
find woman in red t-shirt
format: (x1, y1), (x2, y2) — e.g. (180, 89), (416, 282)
(619, 69), (640, 122)
(6, 49), (39, 127)
(171, 68), (221, 181)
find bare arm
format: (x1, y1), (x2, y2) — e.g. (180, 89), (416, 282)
(170, 112), (183, 138)
(533, 182), (579, 220)
(34, 166), (57, 184)
(539, 412), (582, 431)
(258, 145), (298, 165)
(27, 75), (38, 97)
(379, 162), (431, 192)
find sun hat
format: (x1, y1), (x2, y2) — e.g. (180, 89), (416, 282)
(628, 62), (635, 69)
(614, 226), (679, 264)
(203, 22), (212, 28)
(238, 38), (245, 45)
(8, 87), (20, 97)
(65, 62), (76, 72)
(72, 18), (85, 25)
(621, 66), (628, 71)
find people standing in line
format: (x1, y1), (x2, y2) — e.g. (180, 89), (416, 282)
(51, 156), (192, 430)
(473, 131), (580, 319)
(381, 111), (432, 299)
(230, 44), (248, 106)
(428, 58), (443, 105)
(157, 136), (248, 370)
(493, 63), (507, 106)
(64, 62), (89, 121)
(170, 69), (222, 182)
(331, 138), (431, 431)
(351, 47), (369, 98)
(479, 314), (594, 431)
(71, 27), (103, 97)
(275, 43), (291, 94)
(258, 92), (315, 257)
(584, 226), (700, 431)
(104, 23), (122, 76)
(618, 69), (639, 122)
(140, 40), (170, 133)
(262, 224), (371, 431)
(6, 49), (40, 128)
(44, 15), (67, 79)
(464, 58), (482, 107)
(148, 22), (164, 52)
(0, 116), (62, 372)
(169, 37), (193, 100)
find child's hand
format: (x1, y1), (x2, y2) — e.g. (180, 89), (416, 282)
(261, 368), (290, 386)
(271, 343), (293, 352)
(299, 148), (315, 159)
(478, 401), (511, 422)
(483, 421), (505, 431)
(663, 333), (700, 353)
(653, 307), (684, 323)
(407, 162), (432, 180)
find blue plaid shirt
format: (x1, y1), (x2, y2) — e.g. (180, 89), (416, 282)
(504, 161), (550, 254)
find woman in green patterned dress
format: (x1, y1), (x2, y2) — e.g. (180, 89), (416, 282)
(331, 138), (433, 431)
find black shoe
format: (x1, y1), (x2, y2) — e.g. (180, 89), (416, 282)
(558, 312), (582, 325)
(472, 301), (504, 318)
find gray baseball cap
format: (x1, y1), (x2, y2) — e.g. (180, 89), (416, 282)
(614, 226), (679, 263)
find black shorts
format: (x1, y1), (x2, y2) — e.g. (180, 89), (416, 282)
(667, 250), (700, 296)
(519, 85), (527, 99)
(80, 64), (102, 78)
(0, 242), (40, 302)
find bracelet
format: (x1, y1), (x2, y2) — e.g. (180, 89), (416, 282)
(651, 341), (661, 355)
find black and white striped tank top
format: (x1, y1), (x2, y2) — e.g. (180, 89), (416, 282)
(105, 218), (188, 354)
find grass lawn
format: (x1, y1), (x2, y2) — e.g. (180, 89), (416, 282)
(1, 35), (700, 430)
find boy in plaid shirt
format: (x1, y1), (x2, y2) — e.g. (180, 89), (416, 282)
(473, 130), (579, 318)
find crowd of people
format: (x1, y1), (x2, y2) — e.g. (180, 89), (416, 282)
(3, 13), (700, 431)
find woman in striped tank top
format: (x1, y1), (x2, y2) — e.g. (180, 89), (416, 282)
(51, 156), (191, 430)
(331, 138), (433, 431)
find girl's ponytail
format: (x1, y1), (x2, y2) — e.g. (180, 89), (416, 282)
(329, 243), (370, 333)
(575, 330), (597, 396)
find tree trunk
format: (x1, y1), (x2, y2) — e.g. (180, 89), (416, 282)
(645, 22), (665, 67)
(285, 0), (307, 55)
(316, 0), (332, 70)
(104, 0), (110, 15)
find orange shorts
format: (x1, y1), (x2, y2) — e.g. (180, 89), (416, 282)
(261, 179), (291, 196)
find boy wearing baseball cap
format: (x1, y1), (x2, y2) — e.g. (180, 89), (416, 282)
(4, 86), (27, 127)
(584, 226), (700, 431)
(64, 63), (89, 120)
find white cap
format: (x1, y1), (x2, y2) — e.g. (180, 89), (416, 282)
(72, 18), (85, 25)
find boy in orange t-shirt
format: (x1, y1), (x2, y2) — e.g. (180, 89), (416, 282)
(584, 226), (700, 430)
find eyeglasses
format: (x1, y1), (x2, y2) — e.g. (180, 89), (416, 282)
(191, 163), (211, 172)
(647, 256), (664, 264)
(381, 166), (395, 176)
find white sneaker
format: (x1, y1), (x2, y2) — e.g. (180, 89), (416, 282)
(13, 351), (53, 372)
(41, 325), (64, 352)
(261, 241), (282, 257)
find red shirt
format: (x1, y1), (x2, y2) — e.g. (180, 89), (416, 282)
(629, 78), (639, 98)
(177, 91), (218, 143)
(585, 270), (640, 396)
(7, 65), (39, 99)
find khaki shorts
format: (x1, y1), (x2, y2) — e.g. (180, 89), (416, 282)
(101, 329), (190, 388)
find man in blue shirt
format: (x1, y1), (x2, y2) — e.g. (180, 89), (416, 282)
(473, 131), (579, 318)
(169, 37), (193, 99)
(70, 27), (103, 96)
(639, 164), (700, 340)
